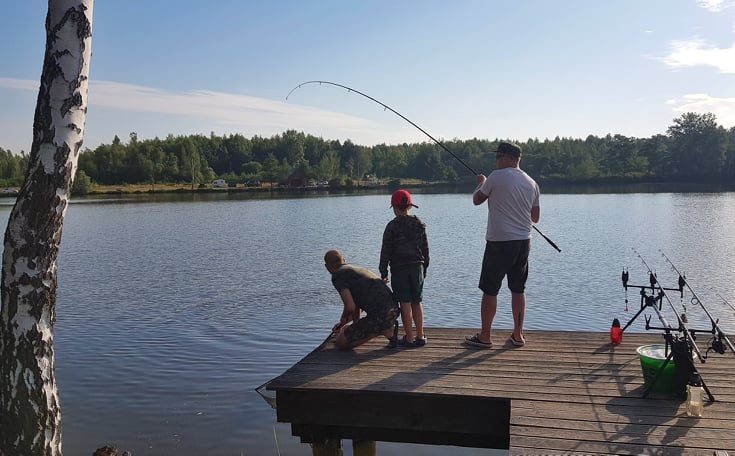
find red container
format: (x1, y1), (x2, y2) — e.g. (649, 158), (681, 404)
(610, 318), (622, 345)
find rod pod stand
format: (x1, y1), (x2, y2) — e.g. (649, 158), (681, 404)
(620, 271), (682, 333)
(641, 330), (715, 402)
(620, 270), (715, 401)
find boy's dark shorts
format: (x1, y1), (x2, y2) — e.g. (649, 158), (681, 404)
(479, 240), (530, 296)
(343, 307), (399, 344)
(390, 265), (424, 303)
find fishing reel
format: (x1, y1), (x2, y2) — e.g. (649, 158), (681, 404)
(709, 336), (726, 356)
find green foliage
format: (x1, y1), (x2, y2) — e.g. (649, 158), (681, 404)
(667, 112), (727, 178)
(72, 169), (93, 195)
(241, 161), (262, 176)
(3, 112), (730, 189)
(0, 147), (28, 186)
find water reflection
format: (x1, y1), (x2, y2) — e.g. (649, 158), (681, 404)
(0, 189), (733, 455)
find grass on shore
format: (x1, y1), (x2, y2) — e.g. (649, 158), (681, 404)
(90, 179), (427, 194)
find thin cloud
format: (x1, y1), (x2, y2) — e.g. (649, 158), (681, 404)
(697, 0), (735, 11)
(669, 93), (735, 126)
(0, 78), (37, 91)
(661, 38), (735, 73)
(0, 77), (412, 144)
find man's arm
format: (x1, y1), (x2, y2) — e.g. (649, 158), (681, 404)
(332, 288), (358, 333)
(531, 205), (540, 223)
(473, 174), (488, 205)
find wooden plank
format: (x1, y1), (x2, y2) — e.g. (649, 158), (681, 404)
(310, 439), (342, 456)
(266, 328), (735, 455)
(288, 361), (735, 387)
(303, 343), (735, 368)
(271, 374), (735, 404)
(511, 427), (735, 452)
(512, 416), (735, 441)
(276, 388), (510, 449)
(511, 401), (735, 427)
(292, 423), (509, 449)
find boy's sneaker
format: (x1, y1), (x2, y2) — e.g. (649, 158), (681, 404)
(413, 336), (427, 347)
(397, 336), (417, 348)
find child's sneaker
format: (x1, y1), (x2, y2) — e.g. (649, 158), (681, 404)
(397, 336), (417, 347)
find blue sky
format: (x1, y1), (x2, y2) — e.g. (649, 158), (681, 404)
(1, 0), (734, 153)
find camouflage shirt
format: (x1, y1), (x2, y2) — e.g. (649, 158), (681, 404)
(379, 215), (430, 279)
(331, 264), (395, 314)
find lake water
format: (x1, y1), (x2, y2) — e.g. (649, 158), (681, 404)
(2, 189), (735, 455)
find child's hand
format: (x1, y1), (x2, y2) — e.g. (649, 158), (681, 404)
(382, 276), (389, 284)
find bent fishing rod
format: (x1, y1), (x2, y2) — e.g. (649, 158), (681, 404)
(286, 80), (561, 253)
(660, 251), (735, 356)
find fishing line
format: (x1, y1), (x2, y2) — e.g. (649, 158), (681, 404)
(286, 80), (561, 253)
(287, 80), (476, 174)
(717, 293), (735, 314)
(255, 331), (335, 409)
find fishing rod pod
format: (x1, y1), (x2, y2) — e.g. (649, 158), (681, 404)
(632, 249), (705, 361)
(286, 80), (562, 253)
(619, 249), (717, 401)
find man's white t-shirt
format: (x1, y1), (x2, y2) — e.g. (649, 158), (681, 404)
(478, 167), (540, 242)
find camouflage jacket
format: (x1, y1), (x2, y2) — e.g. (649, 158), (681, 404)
(379, 215), (429, 279)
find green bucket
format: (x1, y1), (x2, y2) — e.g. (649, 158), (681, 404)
(636, 344), (681, 396)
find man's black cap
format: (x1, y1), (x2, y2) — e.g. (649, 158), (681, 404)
(494, 142), (522, 158)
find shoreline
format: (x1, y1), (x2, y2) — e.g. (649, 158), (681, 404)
(83, 180), (735, 196)
(0, 179), (733, 199)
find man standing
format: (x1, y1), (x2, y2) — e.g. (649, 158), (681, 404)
(465, 142), (540, 348)
(325, 250), (399, 350)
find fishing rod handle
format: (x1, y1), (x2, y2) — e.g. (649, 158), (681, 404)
(533, 225), (561, 252)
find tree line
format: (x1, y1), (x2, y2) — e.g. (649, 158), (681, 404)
(0, 148), (28, 188)
(2, 112), (734, 189)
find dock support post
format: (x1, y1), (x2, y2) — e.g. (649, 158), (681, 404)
(353, 440), (376, 456)
(311, 439), (342, 456)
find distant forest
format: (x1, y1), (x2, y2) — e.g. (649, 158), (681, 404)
(1, 112), (734, 189)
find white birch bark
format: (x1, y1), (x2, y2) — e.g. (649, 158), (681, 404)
(0, 1), (94, 455)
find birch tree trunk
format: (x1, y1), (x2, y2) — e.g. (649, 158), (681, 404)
(0, 1), (94, 455)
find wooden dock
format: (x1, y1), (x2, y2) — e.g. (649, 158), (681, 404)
(266, 329), (735, 455)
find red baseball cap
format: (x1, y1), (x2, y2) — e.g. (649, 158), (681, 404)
(390, 189), (418, 209)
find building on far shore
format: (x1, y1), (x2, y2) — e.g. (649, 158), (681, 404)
(287, 168), (309, 188)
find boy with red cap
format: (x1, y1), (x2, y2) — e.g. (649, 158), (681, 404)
(379, 189), (430, 347)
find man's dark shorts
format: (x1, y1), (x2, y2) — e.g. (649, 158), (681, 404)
(479, 239), (530, 296)
(343, 306), (399, 344)
(391, 265), (424, 303)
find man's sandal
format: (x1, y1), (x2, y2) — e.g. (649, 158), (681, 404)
(464, 334), (493, 348)
(509, 334), (526, 347)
